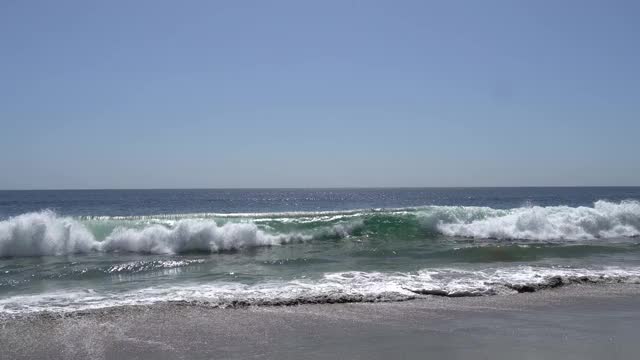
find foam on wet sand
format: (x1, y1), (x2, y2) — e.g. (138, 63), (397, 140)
(2, 283), (639, 359)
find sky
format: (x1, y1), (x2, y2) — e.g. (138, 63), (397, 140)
(1, 0), (639, 189)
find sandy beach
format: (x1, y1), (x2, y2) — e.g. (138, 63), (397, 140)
(2, 284), (639, 359)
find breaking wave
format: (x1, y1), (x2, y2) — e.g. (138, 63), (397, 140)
(437, 200), (640, 241)
(1, 200), (639, 257)
(0, 211), (98, 257)
(101, 221), (310, 254)
(0, 211), (313, 257)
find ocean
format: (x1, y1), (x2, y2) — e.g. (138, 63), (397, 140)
(1, 187), (640, 314)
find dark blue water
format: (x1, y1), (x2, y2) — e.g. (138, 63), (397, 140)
(2, 187), (639, 218)
(1, 187), (640, 314)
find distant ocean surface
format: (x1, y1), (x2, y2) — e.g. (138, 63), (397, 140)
(1, 187), (640, 314)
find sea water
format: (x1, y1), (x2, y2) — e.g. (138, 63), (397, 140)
(1, 187), (640, 313)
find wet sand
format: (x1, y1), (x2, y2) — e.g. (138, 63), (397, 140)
(2, 284), (640, 359)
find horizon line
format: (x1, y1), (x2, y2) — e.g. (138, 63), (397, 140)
(1, 185), (640, 191)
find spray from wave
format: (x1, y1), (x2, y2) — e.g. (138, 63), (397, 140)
(437, 200), (640, 241)
(101, 221), (310, 254)
(0, 211), (314, 257)
(1, 200), (639, 257)
(0, 211), (99, 257)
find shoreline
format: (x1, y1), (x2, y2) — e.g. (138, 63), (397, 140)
(2, 283), (640, 359)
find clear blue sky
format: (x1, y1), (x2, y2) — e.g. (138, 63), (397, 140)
(1, 0), (639, 189)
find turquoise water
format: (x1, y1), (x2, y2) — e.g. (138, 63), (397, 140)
(1, 188), (640, 313)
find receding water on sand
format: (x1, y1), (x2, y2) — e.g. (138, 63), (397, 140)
(2, 284), (640, 360)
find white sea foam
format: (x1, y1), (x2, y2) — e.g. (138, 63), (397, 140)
(437, 200), (640, 241)
(0, 211), (312, 257)
(2, 266), (639, 314)
(78, 209), (377, 221)
(74, 200), (640, 241)
(1, 201), (639, 257)
(101, 220), (310, 254)
(0, 210), (98, 257)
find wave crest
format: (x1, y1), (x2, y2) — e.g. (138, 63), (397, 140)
(1, 200), (640, 257)
(0, 210), (98, 257)
(437, 200), (640, 241)
(102, 220), (310, 254)
(0, 212), (314, 257)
